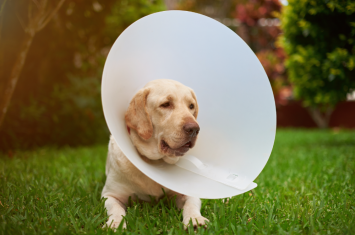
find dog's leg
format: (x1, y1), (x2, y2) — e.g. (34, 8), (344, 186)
(103, 196), (127, 230)
(175, 194), (209, 228)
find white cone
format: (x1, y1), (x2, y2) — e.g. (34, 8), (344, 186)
(102, 11), (276, 199)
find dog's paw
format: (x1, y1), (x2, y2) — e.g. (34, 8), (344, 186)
(103, 219), (127, 231)
(184, 216), (209, 229)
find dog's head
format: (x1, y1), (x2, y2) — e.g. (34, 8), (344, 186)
(125, 79), (199, 164)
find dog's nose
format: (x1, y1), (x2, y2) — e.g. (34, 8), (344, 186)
(183, 122), (200, 136)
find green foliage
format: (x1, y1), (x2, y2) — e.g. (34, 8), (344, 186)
(1, 130), (355, 234)
(279, 0), (355, 108)
(0, 0), (166, 150)
(0, 75), (108, 149)
(106, 0), (165, 41)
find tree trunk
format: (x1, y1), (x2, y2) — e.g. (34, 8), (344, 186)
(307, 106), (334, 129)
(0, 32), (34, 128)
(0, 0), (8, 94)
(0, 0), (65, 130)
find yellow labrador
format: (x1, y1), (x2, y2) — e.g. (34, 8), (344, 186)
(102, 79), (208, 230)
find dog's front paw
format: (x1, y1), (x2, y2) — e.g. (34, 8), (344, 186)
(184, 216), (209, 229)
(103, 219), (127, 231)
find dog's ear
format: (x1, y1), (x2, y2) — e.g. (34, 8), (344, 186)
(191, 89), (199, 118)
(125, 88), (153, 140)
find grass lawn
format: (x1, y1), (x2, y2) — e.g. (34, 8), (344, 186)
(0, 129), (354, 234)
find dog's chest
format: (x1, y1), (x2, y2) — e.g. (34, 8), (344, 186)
(124, 166), (170, 201)
(116, 155), (170, 201)
(107, 137), (171, 201)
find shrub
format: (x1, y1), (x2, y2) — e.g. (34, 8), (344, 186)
(279, 0), (355, 128)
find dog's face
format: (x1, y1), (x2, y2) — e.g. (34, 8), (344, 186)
(125, 79), (199, 164)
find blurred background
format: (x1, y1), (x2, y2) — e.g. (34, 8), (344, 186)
(0, 0), (354, 151)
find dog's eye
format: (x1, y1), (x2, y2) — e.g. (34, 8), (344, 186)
(189, 104), (194, 109)
(161, 102), (170, 108)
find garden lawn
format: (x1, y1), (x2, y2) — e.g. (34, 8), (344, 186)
(0, 129), (354, 234)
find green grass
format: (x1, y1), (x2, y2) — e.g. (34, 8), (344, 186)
(1, 129), (354, 234)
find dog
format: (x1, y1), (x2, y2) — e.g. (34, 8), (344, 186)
(101, 79), (209, 230)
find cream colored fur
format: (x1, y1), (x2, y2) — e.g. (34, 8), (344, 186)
(102, 79), (208, 230)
